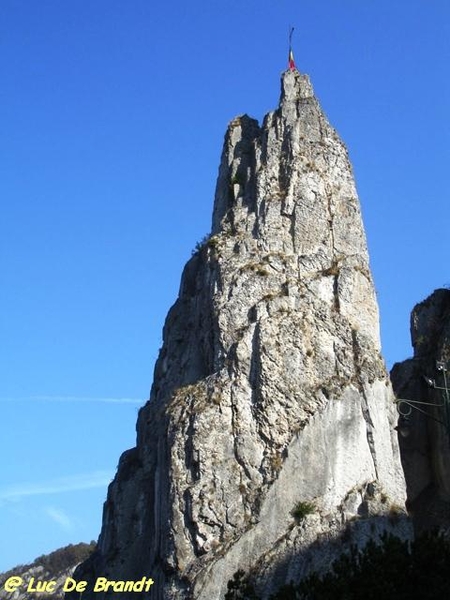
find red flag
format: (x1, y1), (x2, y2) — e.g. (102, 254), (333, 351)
(289, 48), (296, 71)
(288, 27), (297, 71)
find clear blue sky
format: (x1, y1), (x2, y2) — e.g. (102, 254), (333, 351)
(1, 0), (449, 572)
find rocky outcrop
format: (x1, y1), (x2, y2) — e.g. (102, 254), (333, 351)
(391, 288), (450, 533)
(0, 542), (96, 600)
(71, 70), (408, 599)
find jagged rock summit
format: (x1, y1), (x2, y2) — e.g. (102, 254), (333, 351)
(73, 70), (408, 599)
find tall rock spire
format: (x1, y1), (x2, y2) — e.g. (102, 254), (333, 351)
(72, 71), (408, 599)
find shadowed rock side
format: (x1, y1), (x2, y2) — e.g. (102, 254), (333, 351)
(391, 288), (450, 534)
(70, 71), (408, 600)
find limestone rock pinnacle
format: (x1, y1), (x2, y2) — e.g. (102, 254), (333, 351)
(70, 71), (408, 599)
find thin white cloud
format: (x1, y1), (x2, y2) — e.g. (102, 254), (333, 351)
(45, 507), (74, 532)
(0, 395), (143, 404)
(0, 471), (112, 502)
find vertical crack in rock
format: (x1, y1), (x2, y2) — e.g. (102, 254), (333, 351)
(351, 328), (379, 481)
(69, 70), (409, 600)
(360, 389), (380, 481)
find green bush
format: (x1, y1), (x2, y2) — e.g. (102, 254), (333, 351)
(291, 501), (316, 523)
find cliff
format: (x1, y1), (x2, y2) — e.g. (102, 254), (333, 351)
(71, 70), (408, 599)
(391, 288), (450, 533)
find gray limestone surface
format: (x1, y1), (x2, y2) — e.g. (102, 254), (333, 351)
(391, 288), (450, 534)
(70, 70), (408, 599)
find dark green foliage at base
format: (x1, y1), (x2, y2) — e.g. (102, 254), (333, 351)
(226, 533), (450, 600)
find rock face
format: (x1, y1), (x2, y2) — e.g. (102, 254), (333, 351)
(391, 288), (450, 533)
(72, 70), (408, 599)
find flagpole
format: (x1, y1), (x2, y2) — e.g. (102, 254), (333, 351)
(288, 26), (296, 71)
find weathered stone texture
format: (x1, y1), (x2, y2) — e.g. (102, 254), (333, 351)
(71, 70), (408, 599)
(391, 288), (450, 534)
